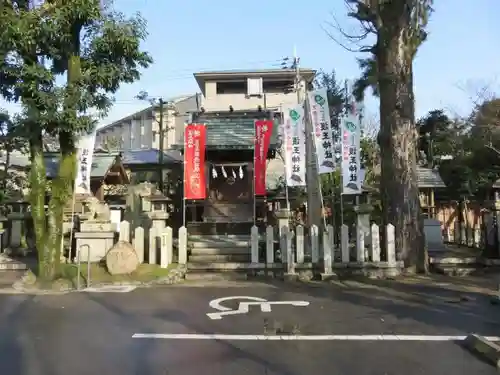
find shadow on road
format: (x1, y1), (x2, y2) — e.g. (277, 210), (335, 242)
(265, 275), (500, 337)
(0, 296), (35, 374)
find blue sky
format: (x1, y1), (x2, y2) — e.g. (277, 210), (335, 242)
(2, 0), (500, 127)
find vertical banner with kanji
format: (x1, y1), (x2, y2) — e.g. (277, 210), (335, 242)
(184, 124), (207, 200)
(308, 88), (335, 174)
(74, 129), (97, 195)
(254, 120), (273, 196)
(283, 105), (306, 186)
(341, 114), (361, 195)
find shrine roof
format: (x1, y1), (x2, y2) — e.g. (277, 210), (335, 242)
(175, 110), (280, 150)
(8, 153), (121, 179)
(416, 167), (446, 188)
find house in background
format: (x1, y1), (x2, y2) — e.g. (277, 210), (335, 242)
(96, 94), (200, 151)
(180, 68), (317, 188)
(193, 68), (314, 111)
(174, 68), (316, 236)
(97, 68), (316, 155)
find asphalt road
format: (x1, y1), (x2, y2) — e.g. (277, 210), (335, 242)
(0, 280), (499, 375)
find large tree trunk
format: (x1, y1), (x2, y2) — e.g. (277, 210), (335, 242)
(45, 48), (80, 276)
(377, 8), (428, 273)
(28, 133), (50, 279)
(46, 135), (75, 276)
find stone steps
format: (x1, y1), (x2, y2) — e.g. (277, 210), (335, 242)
(184, 271), (248, 281)
(189, 239), (250, 248)
(0, 254), (28, 271)
(187, 262), (251, 271)
(190, 247), (250, 255)
(189, 234), (250, 241)
(188, 254), (250, 263)
(187, 234), (252, 278)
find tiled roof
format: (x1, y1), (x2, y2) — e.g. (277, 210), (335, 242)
(417, 167), (446, 188)
(121, 149), (182, 165)
(188, 111), (279, 149)
(5, 153), (118, 178)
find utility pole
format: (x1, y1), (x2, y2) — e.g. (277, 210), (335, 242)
(293, 47), (302, 103)
(136, 91), (169, 194)
(158, 98), (165, 193)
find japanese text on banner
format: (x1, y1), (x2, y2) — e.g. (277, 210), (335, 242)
(184, 124), (206, 200)
(283, 105), (306, 187)
(74, 129), (97, 195)
(308, 88), (335, 174)
(254, 120), (273, 196)
(341, 114), (361, 195)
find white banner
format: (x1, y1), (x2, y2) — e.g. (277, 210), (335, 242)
(74, 129), (97, 195)
(341, 114), (361, 195)
(308, 88), (335, 174)
(283, 105), (306, 187)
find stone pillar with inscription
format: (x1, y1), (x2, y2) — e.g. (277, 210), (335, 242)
(7, 212), (25, 249)
(74, 200), (115, 262)
(354, 203), (373, 247)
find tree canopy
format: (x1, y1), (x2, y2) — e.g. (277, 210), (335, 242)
(0, 0), (152, 280)
(418, 99), (500, 200)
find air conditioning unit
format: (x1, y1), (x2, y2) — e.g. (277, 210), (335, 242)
(247, 77), (263, 97)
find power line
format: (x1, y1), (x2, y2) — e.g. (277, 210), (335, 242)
(1, 56), (298, 117)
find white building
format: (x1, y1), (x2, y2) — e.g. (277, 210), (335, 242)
(97, 68), (315, 153)
(194, 68), (314, 111)
(95, 94), (200, 151)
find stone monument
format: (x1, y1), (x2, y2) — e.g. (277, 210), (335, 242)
(105, 241), (139, 275)
(74, 197), (115, 262)
(423, 218), (446, 252)
(354, 203), (374, 247)
(124, 182), (155, 230)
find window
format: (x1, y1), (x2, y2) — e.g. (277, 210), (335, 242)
(216, 81), (247, 94)
(263, 79), (294, 93)
(247, 77), (263, 96)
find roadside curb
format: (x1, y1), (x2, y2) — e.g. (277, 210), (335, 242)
(5, 264), (187, 295)
(463, 334), (500, 368)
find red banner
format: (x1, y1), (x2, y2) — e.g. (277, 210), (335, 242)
(254, 120), (273, 196)
(184, 124), (207, 200)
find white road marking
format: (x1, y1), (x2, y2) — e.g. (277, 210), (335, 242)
(132, 334), (500, 341)
(207, 296), (310, 320)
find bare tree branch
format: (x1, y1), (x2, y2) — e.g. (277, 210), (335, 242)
(322, 1), (377, 53)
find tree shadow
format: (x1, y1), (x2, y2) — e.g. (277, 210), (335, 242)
(272, 276), (500, 337)
(0, 296), (34, 374)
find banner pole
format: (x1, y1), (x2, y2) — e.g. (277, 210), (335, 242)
(65, 191), (77, 263)
(253, 122), (257, 227)
(340, 175), (345, 227)
(340, 113), (345, 228)
(182, 124), (186, 228)
(304, 95), (328, 230)
(278, 105), (291, 214)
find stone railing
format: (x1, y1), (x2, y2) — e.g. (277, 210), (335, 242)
(246, 222), (400, 279)
(114, 220), (185, 269)
(97, 219), (400, 278)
